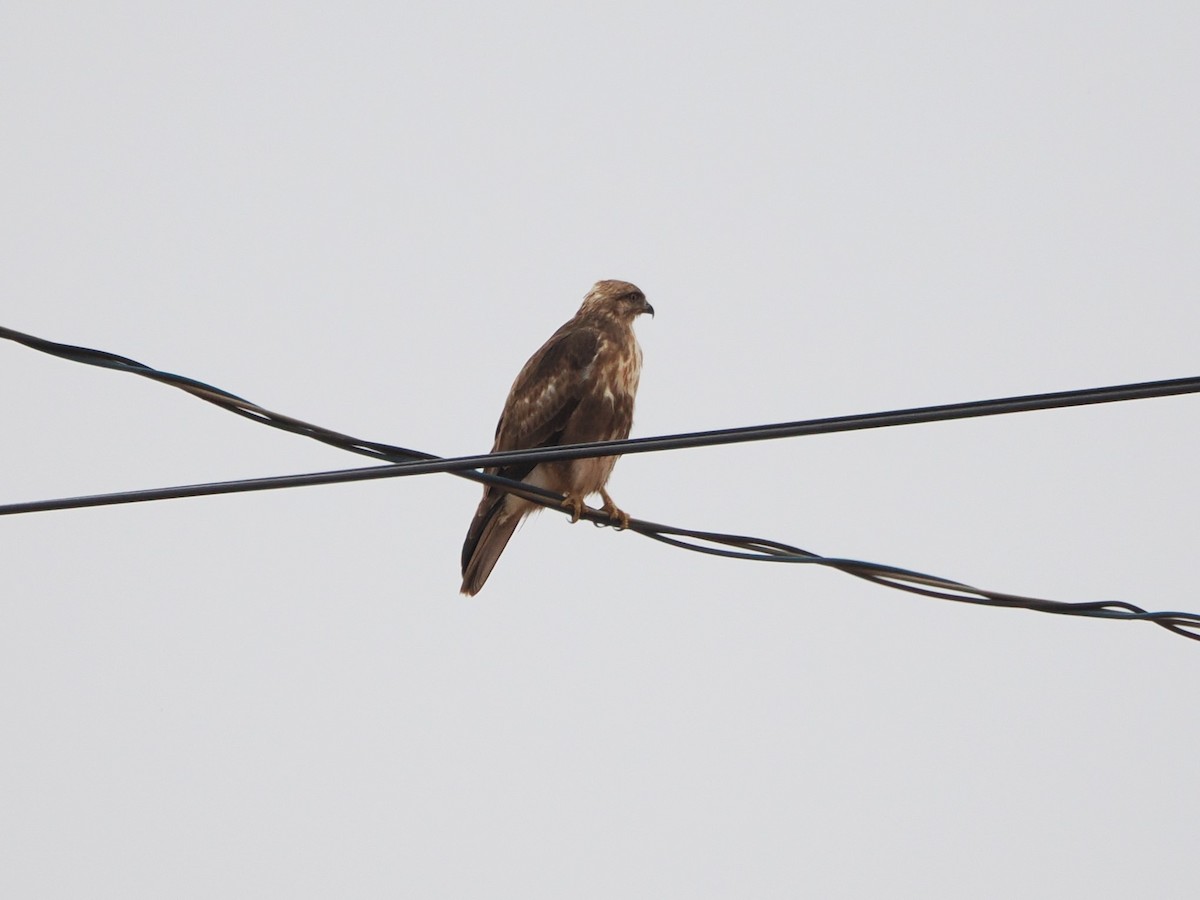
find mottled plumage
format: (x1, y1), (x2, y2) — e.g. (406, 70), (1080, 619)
(460, 280), (654, 595)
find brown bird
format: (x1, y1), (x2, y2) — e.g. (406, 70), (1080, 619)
(460, 280), (654, 595)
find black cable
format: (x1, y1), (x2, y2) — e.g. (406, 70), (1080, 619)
(0, 325), (559, 501)
(3, 324), (1198, 642)
(6, 460), (1194, 639)
(6, 324), (1198, 475)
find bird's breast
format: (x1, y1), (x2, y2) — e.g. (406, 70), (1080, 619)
(596, 333), (642, 407)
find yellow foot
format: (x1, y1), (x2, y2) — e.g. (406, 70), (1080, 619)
(561, 493), (585, 523)
(599, 489), (630, 530)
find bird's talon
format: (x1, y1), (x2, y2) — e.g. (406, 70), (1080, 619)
(601, 505), (630, 530)
(597, 488), (629, 530)
(561, 495), (584, 523)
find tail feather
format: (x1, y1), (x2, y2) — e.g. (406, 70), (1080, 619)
(460, 496), (523, 596)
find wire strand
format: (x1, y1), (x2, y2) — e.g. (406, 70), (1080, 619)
(3, 324), (1198, 642)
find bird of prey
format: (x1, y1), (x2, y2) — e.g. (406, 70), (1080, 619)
(460, 280), (654, 595)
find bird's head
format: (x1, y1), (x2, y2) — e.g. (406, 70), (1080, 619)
(579, 280), (654, 322)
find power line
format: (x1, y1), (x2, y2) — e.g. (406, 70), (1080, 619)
(3, 324), (1198, 642)
(4, 362), (1196, 517)
(5, 457), (1194, 639)
(5, 324), (1198, 476)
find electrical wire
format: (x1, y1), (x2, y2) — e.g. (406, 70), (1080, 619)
(3, 324), (1198, 642)
(6, 325), (1197, 475)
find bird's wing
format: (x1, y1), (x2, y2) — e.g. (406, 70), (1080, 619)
(490, 323), (601, 482)
(460, 324), (602, 591)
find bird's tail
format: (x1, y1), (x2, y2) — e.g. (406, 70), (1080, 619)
(460, 495), (523, 596)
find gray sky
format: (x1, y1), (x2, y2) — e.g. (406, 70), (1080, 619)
(3, 3), (1198, 897)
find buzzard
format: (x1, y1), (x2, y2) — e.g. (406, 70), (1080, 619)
(460, 280), (654, 595)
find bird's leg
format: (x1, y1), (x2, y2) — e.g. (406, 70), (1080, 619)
(561, 493), (585, 523)
(598, 488), (630, 530)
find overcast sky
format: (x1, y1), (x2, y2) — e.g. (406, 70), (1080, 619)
(3, 3), (1198, 897)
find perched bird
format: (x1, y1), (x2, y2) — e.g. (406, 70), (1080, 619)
(460, 280), (654, 595)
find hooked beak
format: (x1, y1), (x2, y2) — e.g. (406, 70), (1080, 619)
(643, 300), (655, 318)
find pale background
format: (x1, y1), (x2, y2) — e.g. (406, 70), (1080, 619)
(2, 3), (1198, 897)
